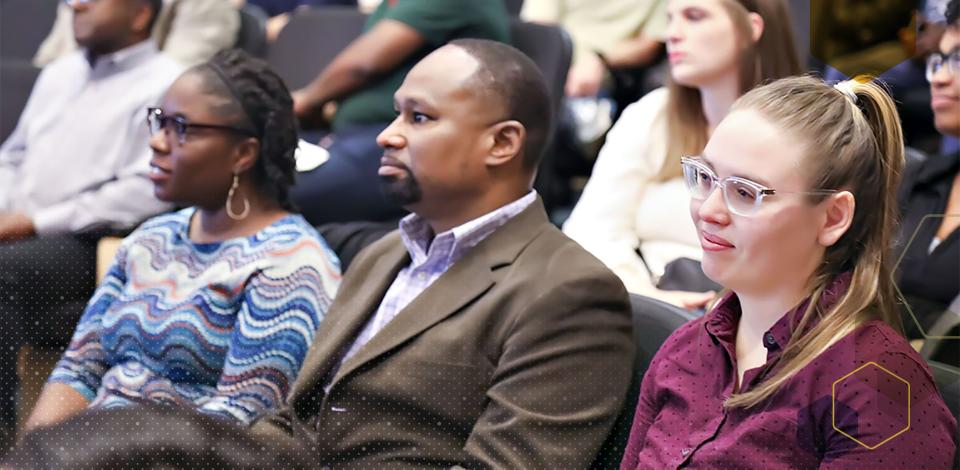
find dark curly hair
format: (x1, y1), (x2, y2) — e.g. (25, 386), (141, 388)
(188, 49), (299, 212)
(948, 0), (959, 25)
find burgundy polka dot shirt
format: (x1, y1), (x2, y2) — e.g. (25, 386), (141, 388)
(621, 274), (957, 469)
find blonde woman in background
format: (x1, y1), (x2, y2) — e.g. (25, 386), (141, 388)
(621, 75), (957, 468)
(562, 0), (800, 308)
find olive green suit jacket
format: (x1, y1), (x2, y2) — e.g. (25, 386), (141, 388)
(253, 198), (634, 468)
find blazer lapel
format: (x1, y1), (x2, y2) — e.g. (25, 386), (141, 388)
(329, 197), (551, 387)
(288, 237), (409, 403)
(330, 257), (495, 386)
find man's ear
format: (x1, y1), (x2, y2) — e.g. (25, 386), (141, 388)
(818, 190), (855, 247)
(132, 2), (155, 36)
(747, 12), (764, 43)
(231, 138), (260, 175)
(485, 120), (525, 168)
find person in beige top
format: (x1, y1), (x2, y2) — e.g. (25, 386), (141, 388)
(35, 0), (239, 68)
(562, 0), (801, 308)
(522, 0), (668, 97)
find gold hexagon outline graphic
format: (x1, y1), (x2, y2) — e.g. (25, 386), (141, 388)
(832, 361), (911, 450)
(893, 213), (960, 340)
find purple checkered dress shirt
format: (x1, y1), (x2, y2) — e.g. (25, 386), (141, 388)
(334, 191), (537, 375)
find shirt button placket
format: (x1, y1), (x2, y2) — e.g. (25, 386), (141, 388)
(678, 447), (693, 467)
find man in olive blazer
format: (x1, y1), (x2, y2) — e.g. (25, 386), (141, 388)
(253, 39), (634, 469)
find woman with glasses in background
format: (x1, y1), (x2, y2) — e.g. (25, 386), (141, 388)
(896, 0), (960, 354)
(23, 49), (341, 432)
(562, 0), (801, 309)
(620, 75), (957, 468)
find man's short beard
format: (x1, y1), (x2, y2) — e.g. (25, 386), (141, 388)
(379, 167), (422, 206)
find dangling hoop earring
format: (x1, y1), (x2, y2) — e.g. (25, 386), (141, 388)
(226, 173), (250, 220)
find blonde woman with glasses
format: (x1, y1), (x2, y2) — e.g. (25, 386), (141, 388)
(620, 76), (957, 468)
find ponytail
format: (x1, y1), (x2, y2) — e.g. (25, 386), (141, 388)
(722, 75), (904, 409)
(841, 77), (905, 331)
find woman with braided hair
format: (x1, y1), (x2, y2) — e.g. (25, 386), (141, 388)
(23, 49), (342, 431)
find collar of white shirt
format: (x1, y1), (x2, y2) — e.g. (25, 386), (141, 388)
(83, 39), (159, 73)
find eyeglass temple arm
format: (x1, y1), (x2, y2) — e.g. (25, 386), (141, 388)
(765, 189), (839, 196)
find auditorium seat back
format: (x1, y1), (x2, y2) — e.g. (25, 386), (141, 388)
(503, 0), (524, 16)
(266, 6), (367, 90)
(509, 19), (572, 124)
(235, 5), (268, 59)
(591, 294), (700, 468)
(0, 61), (41, 142)
(508, 19), (573, 213)
(919, 293), (960, 363)
(315, 220), (397, 272)
(787, 0), (810, 67)
(0, 0), (59, 62)
(928, 360), (960, 469)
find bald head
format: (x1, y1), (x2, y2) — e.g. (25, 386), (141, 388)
(444, 39), (554, 169)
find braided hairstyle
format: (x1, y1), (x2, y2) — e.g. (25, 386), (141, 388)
(188, 48), (299, 212)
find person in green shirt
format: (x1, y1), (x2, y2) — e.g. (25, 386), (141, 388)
(290, 0), (510, 225)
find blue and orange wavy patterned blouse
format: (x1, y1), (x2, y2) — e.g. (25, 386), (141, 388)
(48, 209), (341, 425)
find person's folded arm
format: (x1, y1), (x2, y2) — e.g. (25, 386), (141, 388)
(29, 108), (172, 235)
(519, 0), (563, 24)
(30, 174), (170, 235)
(0, 133), (25, 211)
(293, 19), (426, 119)
(603, 35), (664, 70)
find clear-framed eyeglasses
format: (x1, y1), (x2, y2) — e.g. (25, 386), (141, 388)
(146, 107), (256, 145)
(680, 156), (837, 217)
(926, 51), (960, 81)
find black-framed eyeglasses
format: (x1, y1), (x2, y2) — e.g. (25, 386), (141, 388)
(680, 156), (837, 217)
(926, 51), (960, 81)
(146, 107), (256, 145)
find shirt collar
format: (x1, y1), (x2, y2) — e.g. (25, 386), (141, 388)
(84, 39), (158, 73)
(397, 190), (538, 267)
(705, 271), (853, 354)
